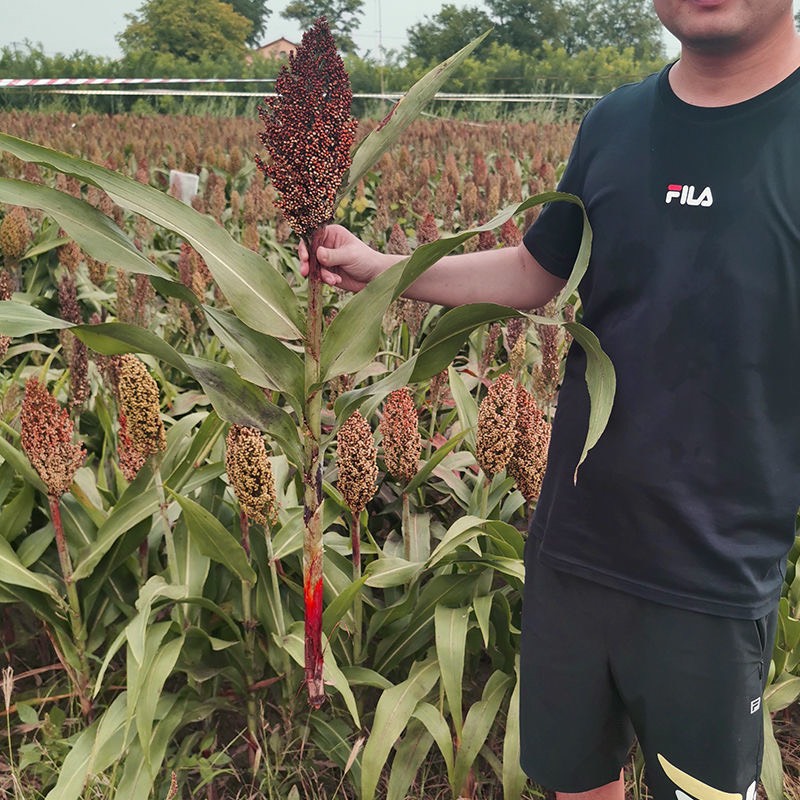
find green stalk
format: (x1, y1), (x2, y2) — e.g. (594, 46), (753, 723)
(401, 492), (412, 562)
(239, 511), (261, 772)
(351, 513), (362, 664)
(48, 494), (92, 719)
(302, 229), (325, 709)
(152, 459), (179, 588)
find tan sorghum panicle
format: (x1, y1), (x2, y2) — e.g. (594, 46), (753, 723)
(533, 300), (562, 404)
(132, 273), (155, 327)
(460, 182), (479, 227)
(116, 270), (132, 323)
(507, 384), (550, 504)
(243, 221), (260, 253)
(478, 323), (501, 378)
(0, 271), (13, 358)
(0, 206), (31, 265)
(225, 424), (277, 525)
(380, 388), (422, 484)
(57, 239), (81, 275)
(86, 256), (108, 286)
(476, 373), (518, 477)
(336, 411), (378, 514)
(428, 368), (449, 408)
(504, 317), (528, 355)
(20, 379), (85, 497)
(387, 224), (411, 256)
(116, 354), (166, 457)
(397, 298), (430, 337)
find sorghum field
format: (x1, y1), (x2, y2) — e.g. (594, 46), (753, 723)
(0, 99), (798, 800)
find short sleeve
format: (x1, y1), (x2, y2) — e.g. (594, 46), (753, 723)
(523, 124), (586, 280)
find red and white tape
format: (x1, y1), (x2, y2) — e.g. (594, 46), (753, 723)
(0, 77), (276, 87)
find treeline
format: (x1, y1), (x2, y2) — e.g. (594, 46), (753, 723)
(0, 39), (667, 117)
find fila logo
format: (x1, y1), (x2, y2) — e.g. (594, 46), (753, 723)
(665, 184), (714, 207)
(750, 697), (761, 714)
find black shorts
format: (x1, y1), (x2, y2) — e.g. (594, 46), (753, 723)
(519, 538), (778, 799)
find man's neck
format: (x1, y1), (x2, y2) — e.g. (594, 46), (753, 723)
(669, 27), (800, 107)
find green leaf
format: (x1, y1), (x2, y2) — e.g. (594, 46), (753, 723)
(322, 573), (368, 638)
(0, 300), (71, 337)
(360, 659), (440, 800)
(502, 657), (530, 800)
(411, 304), (519, 382)
(563, 321), (617, 476)
(310, 715), (363, 791)
(765, 675), (800, 713)
(453, 670), (513, 795)
(435, 604), (470, 739)
(447, 365), (478, 453)
(183, 355), (304, 469)
(0, 132), (303, 340)
(341, 30), (492, 199)
(72, 322), (190, 374)
(411, 701), (455, 784)
(405, 432), (468, 496)
(203, 306), (305, 413)
(385, 718), (434, 800)
(428, 516), (487, 567)
(73, 482), (161, 581)
(364, 557), (424, 588)
(169, 490), (256, 584)
(42, 719), (99, 800)
(0, 178), (171, 279)
(333, 357), (418, 423)
(0, 537), (59, 597)
(0, 482), (34, 543)
(761, 705), (784, 800)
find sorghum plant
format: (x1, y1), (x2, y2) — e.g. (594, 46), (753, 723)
(19, 378), (91, 717)
(476, 373), (518, 478)
(256, 16), (358, 707)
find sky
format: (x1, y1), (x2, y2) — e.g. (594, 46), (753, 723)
(3, 0), (800, 63)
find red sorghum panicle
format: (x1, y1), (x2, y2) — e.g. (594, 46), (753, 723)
(225, 424), (278, 526)
(500, 218), (522, 247)
(116, 354), (166, 457)
(0, 271), (12, 359)
(415, 212), (439, 246)
(478, 322), (501, 378)
(507, 384), (550, 504)
(255, 17), (358, 237)
(476, 373), (518, 477)
(380, 389), (422, 484)
(20, 379), (85, 497)
(336, 411), (378, 514)
(387, 224), (411, 256)
(57, 238), (81, 276)
(533, 300), (562, 404)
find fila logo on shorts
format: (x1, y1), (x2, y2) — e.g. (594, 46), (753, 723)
(665, 184), (714, 207)
(658, 753), (757, 800)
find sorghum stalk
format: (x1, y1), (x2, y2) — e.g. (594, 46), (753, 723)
(239, 510), (261, 767)
(302, 236), (325, 705)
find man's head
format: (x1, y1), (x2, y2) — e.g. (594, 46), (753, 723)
(653, 0), (796, 54)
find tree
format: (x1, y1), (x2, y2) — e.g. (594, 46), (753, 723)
(228, 0), (272, 46)
(406, 4), (493, 63)
(563, 0), (664, 59)
(118, 0), (253, 61)
(483, 0), (569, 52)
(280, 0), (364, 53)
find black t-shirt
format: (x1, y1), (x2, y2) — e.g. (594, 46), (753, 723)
(523, 64), (800, 619)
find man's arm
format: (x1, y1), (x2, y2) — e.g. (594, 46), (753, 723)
(300, 224), (566, 311)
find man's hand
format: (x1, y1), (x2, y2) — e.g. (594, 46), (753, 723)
(299, 224), (401, 293)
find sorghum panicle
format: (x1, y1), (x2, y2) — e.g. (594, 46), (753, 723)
(476, 373), (518, 477)
(336, 411), (378, 514)
(256, 17), (358, 237)
(20, 379), (85, 497)
(118, 412), (146, 481)
(0, 271), (12, 359)
(116, 354), (166, 457)
(478, 323), (502, 378)
(225, 424), (278, 526)
(0, 207), (31, 265)
(415, 212), (439, 246)
(507, 384), (551, 503)
(380, 388), (422, 484)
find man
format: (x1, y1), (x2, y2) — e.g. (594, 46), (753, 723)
(300, 2), (800, 797)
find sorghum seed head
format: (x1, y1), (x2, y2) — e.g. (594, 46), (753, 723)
(20, 378), (85, 497)
(116, 354), (166, 457)
(507, 385), (550, 503)
(336, 411), (377, 514)
(225, 424), (277, 525)
(379, 388), (422, 484)
(476, 373), (518, 477)
(0, 207), (31, 264)
(256, 17), (358, 237)
(118, 412), (146, 481)
(415, 212), (439, 245)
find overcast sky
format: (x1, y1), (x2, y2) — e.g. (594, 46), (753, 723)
(4, 0), (800, 63)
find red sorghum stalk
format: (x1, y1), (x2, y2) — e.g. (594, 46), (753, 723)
(20, 379), (91, 717)
(256, 16), (357, 708)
